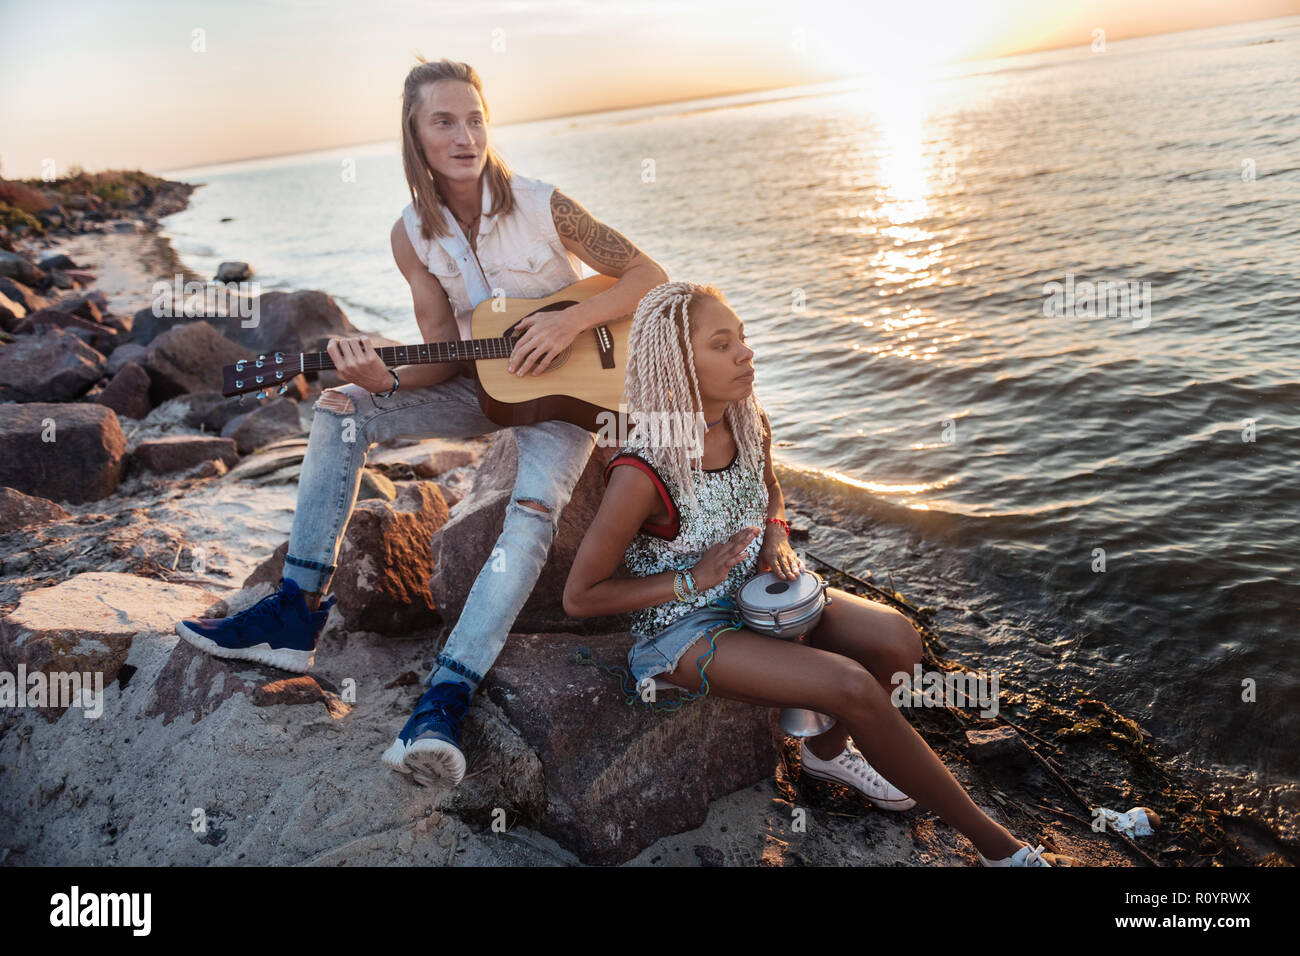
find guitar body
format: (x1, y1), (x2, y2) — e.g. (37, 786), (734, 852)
(472, 273), (631, 431)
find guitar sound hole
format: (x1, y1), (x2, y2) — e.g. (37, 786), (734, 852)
(506, 323), (571, 373)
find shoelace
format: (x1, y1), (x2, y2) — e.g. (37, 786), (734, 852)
(1021, 844), (1047, 865)
(232, 589), (288, 626)
(834, 748), (888, 790)
(413, 694), (468, 728)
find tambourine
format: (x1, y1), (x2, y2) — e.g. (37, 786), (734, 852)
(735, 569), (831, 640)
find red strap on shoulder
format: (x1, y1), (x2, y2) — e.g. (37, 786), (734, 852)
(604, 453), (680, 540)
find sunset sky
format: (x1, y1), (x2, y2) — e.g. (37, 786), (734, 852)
(1, 0), (1295, 180)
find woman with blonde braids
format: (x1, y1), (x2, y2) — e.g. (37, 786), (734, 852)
(564, 281), (1076, 867)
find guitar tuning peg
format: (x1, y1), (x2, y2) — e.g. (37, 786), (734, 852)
(256, 390), (268, 400)
(278, 384), (289, 395)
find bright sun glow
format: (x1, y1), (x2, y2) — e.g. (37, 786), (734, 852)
(809, 0), (1005, 79)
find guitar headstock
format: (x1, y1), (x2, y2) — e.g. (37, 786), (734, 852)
(222, 351), (299, 399)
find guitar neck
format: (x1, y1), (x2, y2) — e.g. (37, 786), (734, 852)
(300, 336), (515, 372)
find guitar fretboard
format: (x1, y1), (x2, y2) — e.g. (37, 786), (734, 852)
(300, 336), (517, 372)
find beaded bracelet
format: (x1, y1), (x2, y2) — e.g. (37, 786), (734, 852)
(673, 570), (698, 603)
(765, 516), (790, 538)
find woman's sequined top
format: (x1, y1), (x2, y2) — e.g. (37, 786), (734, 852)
(604, 442), (769, 638)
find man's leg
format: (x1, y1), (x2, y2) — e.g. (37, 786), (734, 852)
(286, 374), (498, 603)
(177, 372), (497, 670)
(384, 416), (596, 787)
(423, 418), (597, 689)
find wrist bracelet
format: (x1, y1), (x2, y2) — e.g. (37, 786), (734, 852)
(766, 516), (790, 537)
(378, 368), (399, 398)
(682, 569), (697, 599)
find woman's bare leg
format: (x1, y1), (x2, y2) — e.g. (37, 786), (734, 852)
(659, 627), (1026, 860)
(800, 587), (924, 759)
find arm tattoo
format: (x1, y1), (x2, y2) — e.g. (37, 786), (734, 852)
(551, 189), (640, 271)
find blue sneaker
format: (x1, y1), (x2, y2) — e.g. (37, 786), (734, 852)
(381, 680), (471, 787)
(175, 576), (335, 673)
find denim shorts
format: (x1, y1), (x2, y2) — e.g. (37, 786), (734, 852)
(627, 597), (744, 688)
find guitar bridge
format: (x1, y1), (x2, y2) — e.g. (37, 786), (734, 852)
(593, 325), (615, 369)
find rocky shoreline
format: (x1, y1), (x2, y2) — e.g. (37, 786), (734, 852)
(0, 172), (1285, 867)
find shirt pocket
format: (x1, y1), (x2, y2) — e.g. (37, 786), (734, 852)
(427, 250), (462, 282)
(504, 240), (555, 276)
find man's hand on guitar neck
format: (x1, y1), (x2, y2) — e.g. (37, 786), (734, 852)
(326, 337), (398, 394)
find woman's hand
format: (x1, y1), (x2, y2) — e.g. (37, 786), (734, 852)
(507, 307), (582, 377)
(327, 336), (395, 393)
(692, 526), (760, 591)
(758, 530), (803, 581)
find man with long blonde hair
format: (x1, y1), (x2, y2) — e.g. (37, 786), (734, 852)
(178, 57), (668, 789)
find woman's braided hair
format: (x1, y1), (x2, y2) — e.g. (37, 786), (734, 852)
(624, 281), (767, 511)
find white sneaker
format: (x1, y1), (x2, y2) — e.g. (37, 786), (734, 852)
(800, 738), (916, 811)
(979, 843), (1076, 866)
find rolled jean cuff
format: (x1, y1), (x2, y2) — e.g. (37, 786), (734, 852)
(425, 652), (483, 690)
(283, 553), (336, 594)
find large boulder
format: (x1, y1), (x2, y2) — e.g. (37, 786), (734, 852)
(0, 402), (126, 503)
(141, 320), (250, 403)
(131, 289), (358, 355)
(244, 481), (450, 634)
(0, 325), (107, 402)
(220, 397), (303, 454)
(429, 432), (627, 634)
(234, 289), (360, 354)
(0, 572), (217, 720)
(144, 637), (348, 726)
(477, 630), (782, 864)
(13, 307), (118, 354)
(94, 361), (152, 420)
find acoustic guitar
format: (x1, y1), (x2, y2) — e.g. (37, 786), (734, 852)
(220, 274), (631, 431)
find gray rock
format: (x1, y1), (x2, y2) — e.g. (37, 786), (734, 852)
(480, 630), (782, 864)
(105, 342), (148, 377)
(0, 325), (106, 402)
(0, 251), (44, 286)
(0, 572), (216, 720)
(94, 361), (152, 420)
(0, 486), (70, 533)
(223, 442), (307, 480)
(0, 402), (126, 503)
(220, 397), (303, 454)
(132, 435), (239, 474)
(39, 253), (78, 271)
(357, 468), (396, 501)
(215, 261), (252, 282)
(13, 307), (118, 353)
(141, 321), (249, 403)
